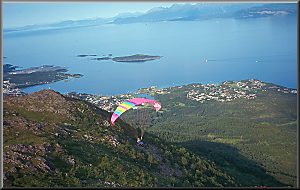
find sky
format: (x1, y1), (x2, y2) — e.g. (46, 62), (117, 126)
(3, 2), (187, 28)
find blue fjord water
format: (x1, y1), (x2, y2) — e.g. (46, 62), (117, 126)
(3, 17), (297, 96)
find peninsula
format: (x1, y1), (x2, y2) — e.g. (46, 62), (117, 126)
(3, 64), (83, 96)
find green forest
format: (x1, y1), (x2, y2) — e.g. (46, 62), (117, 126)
(145, 82), (297, 187)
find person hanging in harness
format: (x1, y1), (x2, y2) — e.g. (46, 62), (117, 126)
(110, 98), (162, 148)
(136, 137), (144, 147)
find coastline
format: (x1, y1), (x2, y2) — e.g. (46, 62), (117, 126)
(3, 64), (83, 96)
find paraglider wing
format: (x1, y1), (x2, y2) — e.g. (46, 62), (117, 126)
(110, 98), (161, 125)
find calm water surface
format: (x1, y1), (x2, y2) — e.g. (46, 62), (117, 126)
(3, 17), (297, 95)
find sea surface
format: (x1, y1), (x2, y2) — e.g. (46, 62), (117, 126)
(3, 16), (297, 96)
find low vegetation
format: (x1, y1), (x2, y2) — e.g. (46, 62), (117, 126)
(147, 82), (297, 186)
(3, 90), (239, 187)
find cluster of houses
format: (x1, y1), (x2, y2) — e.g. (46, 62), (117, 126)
(66, 92), (134, 112)
(70, 86), (172, 112)
(67, 79), (298, 109)
(136, 86), (170, 95)
(187, 80), (260, 103)
(187, 88), (257, 103)
(3, 80), (27, 96)
(186, 79), (297, 103)
(67, 86), (170, 112)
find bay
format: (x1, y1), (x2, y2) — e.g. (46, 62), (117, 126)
(3, 16), (297, 96)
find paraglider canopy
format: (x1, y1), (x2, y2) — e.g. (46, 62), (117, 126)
(110, 98), (161, 125)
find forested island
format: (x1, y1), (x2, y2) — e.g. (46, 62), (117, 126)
(112, 54), (162, 62)
(78, 54), (162, 63)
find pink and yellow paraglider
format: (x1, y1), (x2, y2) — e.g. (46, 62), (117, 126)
(110, 98), (161, 125)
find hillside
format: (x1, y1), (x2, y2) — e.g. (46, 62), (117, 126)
(144, 80), (297, 187)
(3, 90), (245, 187)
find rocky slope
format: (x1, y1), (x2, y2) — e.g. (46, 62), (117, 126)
(3, 89), (244, 187)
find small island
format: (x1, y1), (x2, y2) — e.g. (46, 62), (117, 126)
(112, 54), (162, 62)
(77, 54), (97, 57)
(85, 54), (162, 63)
(91, 57), (111, 61)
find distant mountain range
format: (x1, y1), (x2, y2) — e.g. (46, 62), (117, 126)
(113, 3), (255, 23)
(3, 12), (143, 33)
(113, 3), (296, 23)
(4, 3), (297, 33)
(3, 17), (113, 33)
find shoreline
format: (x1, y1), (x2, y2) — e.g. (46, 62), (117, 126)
(3, 64), (83, 96)
(16, 78), (297, 98)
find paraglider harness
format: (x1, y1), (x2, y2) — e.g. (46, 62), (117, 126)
(136, 138), (144, 147)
